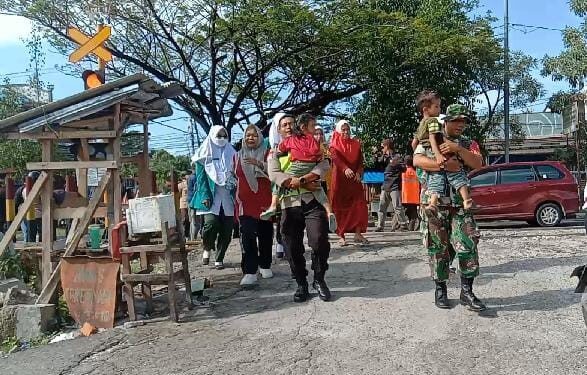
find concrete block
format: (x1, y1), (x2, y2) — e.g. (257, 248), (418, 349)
(14, 304), (56, 341)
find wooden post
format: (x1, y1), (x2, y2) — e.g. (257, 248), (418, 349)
(36, 171), (112, 304)
(0, 172), (48, 258)
(78, 139), (89, 198)
(113, 104), (122, 225)
(41, 139), (54, 287)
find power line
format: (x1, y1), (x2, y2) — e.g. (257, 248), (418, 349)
(510, 23), (565, 33)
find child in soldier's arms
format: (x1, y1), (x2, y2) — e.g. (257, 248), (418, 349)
(412, 90), (474, 213)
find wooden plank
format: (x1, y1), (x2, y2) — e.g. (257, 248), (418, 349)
(41, 140), (54, 287)
(36, 171), (112, 304)
(54, 206), (107, 220)
(0, 172), (48, 258)
(121, 253), (136, 321)
(3, 130), (117, 140)
(27, 161), (117, 171)
(163, 223), (178, 322)
(121, 270), (185, 284)
(64, 116), (113, 130)
(119, 244), (166, 254)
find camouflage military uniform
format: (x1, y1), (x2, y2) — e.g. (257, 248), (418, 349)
(416, 135), (480, 281)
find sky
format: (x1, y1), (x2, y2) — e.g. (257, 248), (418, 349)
(0, 0), (583, 155)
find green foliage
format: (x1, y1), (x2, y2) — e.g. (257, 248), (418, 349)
(150, 149), (191, 191)
(1, 337), (19, 353)
(56, 295), (73, 326)
(543, 1), (587, 88)
(545, 91), (577, 114)
(0, 251), (26, 280)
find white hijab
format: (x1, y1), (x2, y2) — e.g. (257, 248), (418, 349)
(268, 113), (285, 149)
(335, 119), (350, 133)
(192, 125), (236, 186)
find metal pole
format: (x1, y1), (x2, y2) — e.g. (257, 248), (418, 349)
(504, 0), (510, 163)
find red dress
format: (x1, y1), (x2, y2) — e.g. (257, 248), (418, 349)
(234, 156), (272, 219)
(329, 132), (368, 236)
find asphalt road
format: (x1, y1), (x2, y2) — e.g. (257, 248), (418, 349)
(1, 225), (586, 375)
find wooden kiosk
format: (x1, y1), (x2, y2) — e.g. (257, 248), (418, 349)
(0, 74), (183, 308)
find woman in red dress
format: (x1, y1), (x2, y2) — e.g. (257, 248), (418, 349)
(329, 120), (369, 246)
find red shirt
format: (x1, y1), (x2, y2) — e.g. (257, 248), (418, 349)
(234, 156), (272, 219)
(278, 134), (322, 162)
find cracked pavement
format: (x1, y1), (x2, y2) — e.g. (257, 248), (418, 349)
(1, 224), (586, 375)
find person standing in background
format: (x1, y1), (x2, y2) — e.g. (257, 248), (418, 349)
(376, 153), (409, 232)
(401, 155), (421, 231)
(23, 171), (42, 242)
(187, 169), (200, 241)
(178, 172), (190, 239)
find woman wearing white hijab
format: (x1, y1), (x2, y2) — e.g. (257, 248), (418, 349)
(234, 125), (274, 286)
(190, 125), (237, 269)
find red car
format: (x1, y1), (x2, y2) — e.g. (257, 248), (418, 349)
(469, 161), (579, 227)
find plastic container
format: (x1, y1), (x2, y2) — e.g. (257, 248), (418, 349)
(88, 224), (103, 250)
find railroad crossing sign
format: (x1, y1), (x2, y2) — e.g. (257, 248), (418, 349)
(67, 26), (113, 63)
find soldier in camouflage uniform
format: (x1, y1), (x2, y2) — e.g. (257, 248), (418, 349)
(414, 104), (487, 311)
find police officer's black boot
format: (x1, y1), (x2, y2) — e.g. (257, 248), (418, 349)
(460, 277), (487, 311)
(294, 279), (310, 303)
(434, 281), (450, 309)
(312, 276), (331, 302)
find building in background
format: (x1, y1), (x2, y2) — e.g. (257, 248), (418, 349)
(485, 112), (570, 164)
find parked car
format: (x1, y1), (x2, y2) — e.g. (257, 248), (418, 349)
(468, 161), (579, 227)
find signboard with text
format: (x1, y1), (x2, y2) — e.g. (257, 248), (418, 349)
(61, 257), (119, 329)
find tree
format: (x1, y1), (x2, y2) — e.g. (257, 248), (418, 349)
(0, 0), (370, 135)
(352, 1), (543, 161)
(543, 0), (587, 88)
(544, 91), (578, 114)
(150, 149), (191, 191)
(0, 83), (41, 178)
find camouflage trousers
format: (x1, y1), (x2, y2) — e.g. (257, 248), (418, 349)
(421, 206), (480, 281)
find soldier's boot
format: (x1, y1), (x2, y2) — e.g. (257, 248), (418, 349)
(460, 277), (487, 312)
(434, 281), (450, 309)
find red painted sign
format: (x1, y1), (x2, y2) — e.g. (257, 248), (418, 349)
(61, 257), (119, 329)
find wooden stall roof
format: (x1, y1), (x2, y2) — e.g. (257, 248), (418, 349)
(0, 74), (182, 136)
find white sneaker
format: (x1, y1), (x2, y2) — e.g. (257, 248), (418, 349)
(214, 261), (224, 270)
(240, 274), (257, 286)
(259, 268), (273, 279)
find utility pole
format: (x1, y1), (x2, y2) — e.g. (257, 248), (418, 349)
(189, 118), (196, 155)
(503, 0), (510, 163)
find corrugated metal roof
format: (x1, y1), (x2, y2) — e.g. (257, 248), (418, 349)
(0, 74), (181, 134)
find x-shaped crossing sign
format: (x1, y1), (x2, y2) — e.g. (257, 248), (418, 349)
(67, 26), (113, 63)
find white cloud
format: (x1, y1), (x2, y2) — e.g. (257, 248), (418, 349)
(0, 15), (32, 45)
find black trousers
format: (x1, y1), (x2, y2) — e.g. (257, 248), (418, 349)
(281, 199), (330, 283)
(239, 216), (274, 274)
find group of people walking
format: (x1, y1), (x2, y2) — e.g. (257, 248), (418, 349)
(186, 113), (370, 302)
(186, 89), (487, 312)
